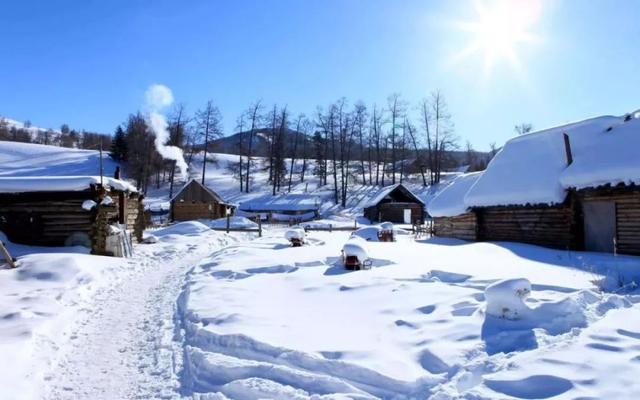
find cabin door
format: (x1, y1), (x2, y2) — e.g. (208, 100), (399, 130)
(583, 201), (616, 253)
(403, 209), (412, 224)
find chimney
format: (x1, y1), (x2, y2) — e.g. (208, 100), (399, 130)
(563, 133), (573, 166)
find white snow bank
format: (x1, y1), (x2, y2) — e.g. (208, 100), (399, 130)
(0, 176), (137, 193)
(206, 216), (258, 229)
(153, 221), (211, 237)
(350, 223), (395, 241)
(465, 116), (621, 208)
(427, 172), (482, 217)
(285, 228), (306, 240)
(0, 251), (125, 399)
(484, 278), (532, 320)
(560, 117), (640, 190)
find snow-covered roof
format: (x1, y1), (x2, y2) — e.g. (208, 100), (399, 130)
(365, 184), (425, 208)
(0, 176), (138, 194)
(427, 172), (482, 217)
(170, 179), (228, 204)
(560, 117), (640, 190)
(465, 115), (624, 208)
(239, 193), (320, 212)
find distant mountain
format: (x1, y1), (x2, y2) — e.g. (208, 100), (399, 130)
(209, 128), (313, 157)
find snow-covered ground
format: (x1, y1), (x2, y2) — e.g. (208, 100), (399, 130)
(3, 140), (640, 399)
(177, 228), (640, 399)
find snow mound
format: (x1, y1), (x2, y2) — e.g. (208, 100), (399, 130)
(485, 278), (531, 320)
(206, 217), (259, 229)
(285, 228), (305, 240)
(153, 221), (211, 237)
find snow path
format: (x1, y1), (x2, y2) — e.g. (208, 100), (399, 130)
(41, 232), (236, 400)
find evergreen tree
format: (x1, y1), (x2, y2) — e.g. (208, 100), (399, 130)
(110, 126), (128, 161)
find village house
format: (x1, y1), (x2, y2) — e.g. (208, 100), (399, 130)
(428, 113), (640, 255)
(363, 183), (426, 224)
(428, 172), (481, 241)
(238, 193), (320, 222)
(0, 174), (143, 256)
(170, 179), (234, 221)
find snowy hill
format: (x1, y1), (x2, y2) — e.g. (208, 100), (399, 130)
(0, 141), (118, 177)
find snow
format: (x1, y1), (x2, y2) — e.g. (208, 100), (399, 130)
(0, 141), (119, 177)
(364, 184), (424, 208)
(0, 176), (137, 193)
(81, 199), (97, 210)
(427, 172), (482, 217)
(239, 193), (320, 212)
(484, 278), (532, 320)
(285, 228), (306, 240)
(465, 115), (622, 208)
(342, 239), (369, 260)
(176, 229), (640, 399)
(560, 116), (640, 190)
(205, 216), (259, 229)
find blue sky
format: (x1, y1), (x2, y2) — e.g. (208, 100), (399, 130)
(1, 0), (638, 150)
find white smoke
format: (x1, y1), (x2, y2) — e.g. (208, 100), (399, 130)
(145, 84), (188, 179)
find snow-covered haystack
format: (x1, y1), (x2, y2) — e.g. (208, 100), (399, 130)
(485, 278), (532, 320)
(285, 228), (306, 241)
(342, 239), (369, 261)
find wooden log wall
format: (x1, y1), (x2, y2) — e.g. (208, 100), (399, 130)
(433, 213), (477, 241)
(172, 201), (221, 221)
(579, 187), (640, 255)
(477, 205), (576, 249)
(0, 198), (95, 246)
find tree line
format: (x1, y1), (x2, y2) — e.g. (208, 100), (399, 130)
(0, 118), (111, 150)
(3, 90), (504, 206)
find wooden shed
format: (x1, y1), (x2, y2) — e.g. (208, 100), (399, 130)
(170, 179), (233, 221)
(428, 172), (481, 241)
(364, 184), (425, 224)
(0, 175), (143, 256)
(430, 113), (640, 255)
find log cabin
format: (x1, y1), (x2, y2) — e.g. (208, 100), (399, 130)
(428, 113), (640, 255)
(363, 184), (425, 224)
(0, 174), (143, 256)
(428, 172), (481, 241)
(170, 179), (234, 221)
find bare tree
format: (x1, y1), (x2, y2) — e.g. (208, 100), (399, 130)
(387, 94), (405, 185)
(288, 114), (305, 192)
(195, 100), (223, 185)
(244, 100), (263, 193)
(371, 105), (383, 185)
(167, 104), (187, 199)
(515, 123), (533, 135)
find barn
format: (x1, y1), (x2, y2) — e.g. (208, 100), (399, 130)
(0, 175), (144, 256)
(170, 179), (233, 221)
(428, 172), (482, 241)
(428, 112), (640, 255)
(363, 184), (425, 224)
(238, 194), (320, 222)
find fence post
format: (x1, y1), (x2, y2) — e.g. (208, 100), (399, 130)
(226, 213), (230, 234)
(258, 218), (262, 237)
(329, 224), (332, 233)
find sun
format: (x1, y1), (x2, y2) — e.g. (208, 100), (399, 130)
(455, 0), (541, 75)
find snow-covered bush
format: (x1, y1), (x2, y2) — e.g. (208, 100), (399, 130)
(485, 278), (531, 320)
